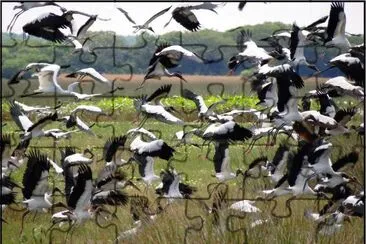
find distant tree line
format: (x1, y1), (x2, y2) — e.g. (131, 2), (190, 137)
(2, 21), (363, 78)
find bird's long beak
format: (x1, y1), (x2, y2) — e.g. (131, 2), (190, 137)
(7, 161), (19, 169)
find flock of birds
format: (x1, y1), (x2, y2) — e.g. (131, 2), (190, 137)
(1, 1), (365, 241)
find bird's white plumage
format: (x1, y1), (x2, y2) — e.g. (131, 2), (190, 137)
(239, 40), (272, 61)
(301, 110), (338, 128)
(47, 158), (63, 174)
(230, 200), (261, 213)
(64, 153), (93, 165)
(71, 105), (103, 115)
(127, 128), (157, 140)
(142, 104), (184, 125)
(203, 121), (235, 137)
(156, 45), (203, 63)
(75, 179), (93, 211)
(14, 101), (51, 113)
(325, 76), (363, 93)
(330, 53), (361, 65)
(32, 171), (49, 196)
(73, 68), (109, 83)
(141, 156), (160, 185)
(137, 140), (164, 155)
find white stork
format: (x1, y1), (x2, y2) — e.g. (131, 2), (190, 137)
(1, 175), (20, 222)
(289, 23), (319, 71)
(130, 6), (172, 33)
(139, 43), (203, 89)
(212, 141), (236, 181)
(7, 2), (67, 33)
(9, 100), (58, 141)
(262, 142), (317, 198)
(323, 2), (351, 52)
(20, 150), (54, 233)
(52, 164), (95, 225)
(66, 68), (116, 90)
(133, 154), (160, 186)
(202, 121), (253, 142)
(230, 200), (261, 213)
(22, 10), (109, 45)
(63, 149), (94, 167)
(342, 191), (364, 217)
(165, 2), (222, 32)
(228, 30), (273, 74)
(182, 88), (225, 120)
(321, 76), (364, 99)
(155, 168), (196, 202)
(1, 134), (30, 174)
(130, 135), (175, 161)
(134, 96), (184, 127)
(330, 52), (364, 88)
(265, 144), (291, 183)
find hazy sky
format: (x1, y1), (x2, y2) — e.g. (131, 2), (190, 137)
(2, 2), (364, 36)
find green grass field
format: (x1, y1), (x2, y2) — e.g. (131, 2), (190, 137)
(1, 77), (364, 244)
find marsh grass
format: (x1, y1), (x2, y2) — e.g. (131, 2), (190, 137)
(1, 76), (364, 243)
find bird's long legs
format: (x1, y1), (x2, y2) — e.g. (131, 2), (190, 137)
(136, 79), (147, 90)
(20, 210), (30, 235)
(137, 116), (149, 129)
(20, 91), (43, 98)
(7, 10), (24, 33)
